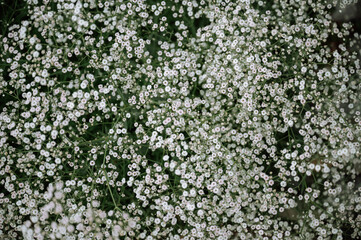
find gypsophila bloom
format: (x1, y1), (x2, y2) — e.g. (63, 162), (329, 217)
(0, 0), (361, 239)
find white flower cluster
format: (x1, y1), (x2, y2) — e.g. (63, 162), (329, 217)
(0, 0), (361, 239)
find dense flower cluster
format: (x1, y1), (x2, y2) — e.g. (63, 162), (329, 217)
(1, 0), (361, 239)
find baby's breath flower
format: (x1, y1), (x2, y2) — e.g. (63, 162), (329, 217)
(1, 0), (361, 239)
